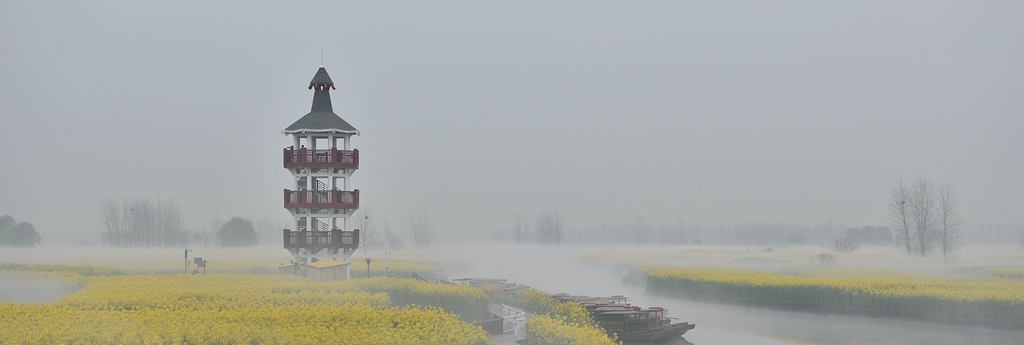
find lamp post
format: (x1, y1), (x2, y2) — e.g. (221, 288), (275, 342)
(365, 258), (371, 277)
(184, 248), (192, 275)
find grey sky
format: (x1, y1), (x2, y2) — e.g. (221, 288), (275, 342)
(1, 1), (1021, 242)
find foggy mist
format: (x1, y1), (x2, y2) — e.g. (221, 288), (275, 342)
(2, 3), (1023, 344)
(1, 1), (1021, 244)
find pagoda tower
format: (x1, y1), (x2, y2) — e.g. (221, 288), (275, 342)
(282, 66), (360, 279)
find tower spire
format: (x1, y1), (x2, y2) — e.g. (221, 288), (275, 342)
(283, 67), (358, 135)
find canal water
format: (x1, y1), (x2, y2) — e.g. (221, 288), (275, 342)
(442, 244), (1024, 345)
(0, 272), (81, 303)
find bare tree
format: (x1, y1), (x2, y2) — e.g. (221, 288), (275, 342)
(675, 219), (690, 245)
(102, 197), (186, 247)
(908, 178), (939, 256)
(156, 199), (185, 246)
(512, 215), (529, 244)
(382, 220), (404, 251)
(831, 235), (860, 253)
(254, 217), (286, 246)
(937, 183), (963, 257)
(101, 199), (123, 246)
(202, 211), (223, 247)
(409, 213), (434, 247)
(887, 181), (914, 256)
(354, 209), (380, 254)
(534, 212), (563, 245)
(632, 216), (649, 245)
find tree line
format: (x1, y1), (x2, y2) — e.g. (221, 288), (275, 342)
(102, 198), (188, 247)
(101, 198), (265, 247)
(0, 214), (41, 247)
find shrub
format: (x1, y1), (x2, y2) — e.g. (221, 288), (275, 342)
(810, 252), (836, 266)
(0, 215), (41, 247)
(217, 217), (258, 247)
(831, 236), (860, 253)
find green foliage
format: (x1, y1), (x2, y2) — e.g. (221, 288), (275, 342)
(217, 217), (257, 247)
(0, 215), (41, 247)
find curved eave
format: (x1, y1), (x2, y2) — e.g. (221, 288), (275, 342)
(282, 128), (360, 135)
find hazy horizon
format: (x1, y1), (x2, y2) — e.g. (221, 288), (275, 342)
(1, 1), (1021, 244)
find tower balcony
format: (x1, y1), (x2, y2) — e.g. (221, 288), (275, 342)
(284, 189), (359, 209)
(284, 148), (359, 169)
(283, 229), (359, 250)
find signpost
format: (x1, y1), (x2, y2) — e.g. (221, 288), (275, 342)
(194, 258), (207, 275)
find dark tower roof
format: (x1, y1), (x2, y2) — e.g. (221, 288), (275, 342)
(283, 67), (359, 135)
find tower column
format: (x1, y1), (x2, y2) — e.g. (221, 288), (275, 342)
(282, 66), (361, 281)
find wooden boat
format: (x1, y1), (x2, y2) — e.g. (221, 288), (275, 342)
(593, 306), (695, 343)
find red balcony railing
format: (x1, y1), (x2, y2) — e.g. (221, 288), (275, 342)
(283, 148), (358, 169)
(283, 229), (359, 249)
(284, 189), (359, 209)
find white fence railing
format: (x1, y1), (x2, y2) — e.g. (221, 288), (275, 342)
(500, 304), (528, 340)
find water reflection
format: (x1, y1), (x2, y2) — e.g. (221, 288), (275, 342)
(668, 336), (695, 345)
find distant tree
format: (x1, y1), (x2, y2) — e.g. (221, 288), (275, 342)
(631, 216), (649, 245)
(937, 184), (963, 257)
(101, 198), (185, 247)
(534, 212), (563, 245)
(217, 217), (258, 247)
(382, 220), (405, 251)
(0, 215), (41, 247)
(674, 220), (693, 245)
(886, 178), (964, 257)
(783, 235), (806, 246)
(887, 180), (914, 255)
(354, 209), (381, 254)
(845, 226), (892, 245)
(512, 215), (529, 244)
(908, 178), (939, 256)
(409, 213), (434, 247)
(254, 217), (286, 246)
(830, 235), (860, 253)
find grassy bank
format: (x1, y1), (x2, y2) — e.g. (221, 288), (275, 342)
(646, 267), (1024, 328)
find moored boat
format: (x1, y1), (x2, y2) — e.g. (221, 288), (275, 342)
(592, 306), (695, 343)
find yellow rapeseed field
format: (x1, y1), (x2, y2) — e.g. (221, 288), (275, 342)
(348, 259), (444, 278)
(521, 302), (618, 345)
(990, 268), (1024, 280)
(646, 267), (1024, 326)
(352, 277), (488, 319)
(1, 264), (491, 345)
